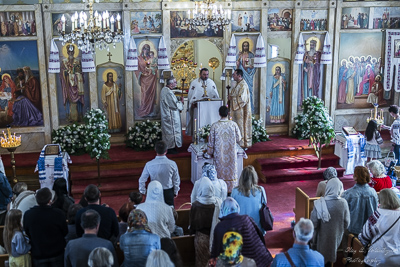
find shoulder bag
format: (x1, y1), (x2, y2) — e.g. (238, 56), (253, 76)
(363, 215), (400, 256)
(259, 190), (274, 231)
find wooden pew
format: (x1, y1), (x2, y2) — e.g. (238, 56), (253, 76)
(0, 226), (4, 247)
(175, 209), (191, 235)
(0, 255), (7, 267)
(342, 234), (365, 267)
(293, 187), (320, 222)
(172, 235), (195, 266)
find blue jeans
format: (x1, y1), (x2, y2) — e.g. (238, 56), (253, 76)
(394, 144), (400, 166)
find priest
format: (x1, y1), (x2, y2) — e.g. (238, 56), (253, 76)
(160, 77), (184, 154)
(186, 68), (220, 137)
(229, 69), (252, 148)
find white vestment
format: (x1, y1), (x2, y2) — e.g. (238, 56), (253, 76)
(160, 87), (184, 149)
(186, 78), (220, 136)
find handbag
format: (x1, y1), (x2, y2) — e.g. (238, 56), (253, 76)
(363, 215), (400, 256)
(259, 192), (274, 231)
(375, 131), (384, 145)
(384, 151), (398, 167)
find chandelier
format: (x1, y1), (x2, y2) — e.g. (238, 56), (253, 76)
(186, 0), (232, 31)
(59, 0), (123, 53)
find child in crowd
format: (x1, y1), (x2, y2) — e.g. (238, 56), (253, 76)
(3, 209), (31, 267)
(129, 191), (143, 208)
(364, 119), (383, 162)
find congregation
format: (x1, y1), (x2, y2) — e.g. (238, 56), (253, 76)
(0, 102), (400, 267)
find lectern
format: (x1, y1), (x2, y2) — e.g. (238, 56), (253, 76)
(194, 99), (223, 132)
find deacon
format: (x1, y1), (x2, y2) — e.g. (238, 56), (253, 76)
(160, 77), (184, 154)
(229, 69), (252, 148)
(186, 68), (220, 137)
(205, 106), (242, 193)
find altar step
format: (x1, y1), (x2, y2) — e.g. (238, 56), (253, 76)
(255, 154), (345, 183)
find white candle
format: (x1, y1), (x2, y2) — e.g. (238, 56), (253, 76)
(61, 15), (66, 32)
(116, 14), (121, 30)
(110, 16), (115, 32)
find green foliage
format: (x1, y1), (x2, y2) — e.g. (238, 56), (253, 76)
(125, 120), (162, 151)
(292, 96), (335, 145)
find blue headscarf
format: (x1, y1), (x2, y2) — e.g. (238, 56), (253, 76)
(219, 197), (240, 218)
(202, 163), (217, 181)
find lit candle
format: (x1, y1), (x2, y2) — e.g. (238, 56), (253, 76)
(110, 16), (115, 32)
(61, 15), (66, 32)
(71, 15), (75, 31)
(194, 119), (197, 134)
(116, 14), (121, 30)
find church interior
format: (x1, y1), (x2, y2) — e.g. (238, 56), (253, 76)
(0, 0), (399, 266)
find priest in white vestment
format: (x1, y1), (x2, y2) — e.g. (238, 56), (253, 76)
(160, 78), (184, 153)
(230, 69), (252, 148)
(206, 106), (242, 192)
(186, 68), (220, 136)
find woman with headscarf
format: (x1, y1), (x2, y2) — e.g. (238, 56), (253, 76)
(209, 198), (273, 267)
(136, 181), (175, 238)
(216, 231), (256, 267)
(119, 209), (161, 267)
(189, 178), (222, 267)
(191, 163), (227, 203)
(231, 165), (267, 234)
(310, 178), (350, 266)
(315, 167), (343, 197)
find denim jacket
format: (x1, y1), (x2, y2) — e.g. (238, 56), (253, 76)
(119, 230), (161, 267)
(343, 183), (378, 235)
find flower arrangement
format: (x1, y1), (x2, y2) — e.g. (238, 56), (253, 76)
(125, 120), (162, 151)
(83, 109), (111, 160)
(252, 116), (271, 144)
(198, 124), (211, 140)
(51, 123), (86, 155)
(292, 96), (335, 145)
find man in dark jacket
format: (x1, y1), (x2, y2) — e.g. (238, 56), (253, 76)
(24, 187), (68, 266)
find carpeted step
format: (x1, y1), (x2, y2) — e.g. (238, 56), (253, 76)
(70, 168), (143, 182)
(260, 165), (345, 183)
(257, 154), (340, 171)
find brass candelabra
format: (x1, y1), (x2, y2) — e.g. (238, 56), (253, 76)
(0, 127), (21, 183)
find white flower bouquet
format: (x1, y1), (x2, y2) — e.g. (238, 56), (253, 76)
(125, 120), (162, 151)
(252, 116), (271, 144)
(83, 109), (111, 160)
(51, 123), (86, 155)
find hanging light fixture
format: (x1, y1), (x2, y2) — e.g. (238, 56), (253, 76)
(59, 0), (123, 53)
(186, 0), (232, 31)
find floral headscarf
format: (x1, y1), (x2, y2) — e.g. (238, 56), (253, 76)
(202, 163), (217, 181)
(218, 231), (244, 265)
(127, 209), (151, 233)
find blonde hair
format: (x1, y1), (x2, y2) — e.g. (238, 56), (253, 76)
(237, 165), (261, 197)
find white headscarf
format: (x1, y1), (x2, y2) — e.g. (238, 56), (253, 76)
(196, 178), (222, 251)
(145, 181), (164, 203)
(313, 178), (343, 223)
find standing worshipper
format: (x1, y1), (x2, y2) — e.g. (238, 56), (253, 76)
(0, 169), (12, 225)
(186, 68), (220, 137)
(138, 141), (181, 206)
(310, 178), (350, 266)
(160, 77), (184, 154)
(382, 105), (400, 165)
(229, 69), (252, 149)
(205, 106), (242, 193)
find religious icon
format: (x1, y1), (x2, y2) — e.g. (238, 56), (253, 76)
(341, 7), (370, 29)
(231, 11), (261, 33)
(266, 59), (290, 125)
(267, 8), (292, 32)
(133, 38), (160, 119)
(101, 69), (122, 133)
(60, 43), (85, 123)
(236, 36), (258, 112)
(130, 11), (162, 34)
